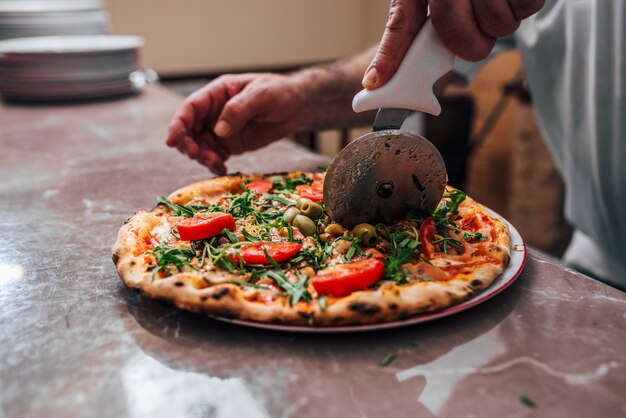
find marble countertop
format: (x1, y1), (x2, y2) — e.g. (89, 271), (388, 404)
(1, 86), (624, 418)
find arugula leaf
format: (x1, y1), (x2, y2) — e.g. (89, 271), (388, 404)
(289, 270), (310, 306)
(433, 235), (463, 254)
(432, 189), (466, 230)
(157, 196), (194, 217)
(224, 191), (285, 226)
(324, 240), (334, 258)
(290, 242), (329, 271)
(379, 352), (396, 367)
(334, 236), (365, 263)
(203, 240), (254, 274)
(263, 194), (296, 206)
(271, 173), (312, 192)
(199, 241), (210, 267)
(464, 231), (485, 241)
(518, 390), (536, 409)
(241, 229), (260, 242)
(249, 268), (269, 282)
(424, 189), (471, 254)
(263, 248), (282, 270)
(148, 243), (196, 276)
(253, 210), (284, 225)
(226, 191), (255, 218)
(266, 269), (312, 305)
(188, 203), (226, 212)
(345, 244), (356, 262)
(317, 163), (330, 172)
(263, 249), (312, 305)
(222, 228), (240, 244)
(156, 196), (224, 217)
(380, 229), (420, 283)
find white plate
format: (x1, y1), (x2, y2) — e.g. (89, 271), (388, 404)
(0, 35), (142, 54)
(0, 83), (137, 101)
(0, 0), (103, 14)
(210, 215), (527, 333)
(0, 66), (135, 81)
(0, 25), (109, 41)
(0, 10), (108, 24)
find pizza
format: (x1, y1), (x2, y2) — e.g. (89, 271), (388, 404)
(112, 171), (510, 326)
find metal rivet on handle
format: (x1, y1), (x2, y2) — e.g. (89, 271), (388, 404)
(376, 181), (395, 198)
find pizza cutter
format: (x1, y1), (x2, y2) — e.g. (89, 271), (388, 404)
(323, 19), (455, 228)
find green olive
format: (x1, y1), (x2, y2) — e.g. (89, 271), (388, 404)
(352, 223), (378, 246)
(325, 223), (346, 235)
(283, 207), (301, 225)
(296, 197), (312, 210)
(293, 215), (317, 237)
(299, 200), (323, 219)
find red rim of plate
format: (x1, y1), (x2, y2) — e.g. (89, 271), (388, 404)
(209, 214), (527, 333)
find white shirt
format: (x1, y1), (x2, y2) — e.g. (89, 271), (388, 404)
(456, 0), (626, 290)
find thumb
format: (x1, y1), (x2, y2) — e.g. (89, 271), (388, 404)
(363, 0), (428, 90)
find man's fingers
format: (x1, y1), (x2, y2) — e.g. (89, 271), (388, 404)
(198, 148), (227, 175)
(200, 74), (253, 133)
(196, 132), (230, 161)
(471, 0), (520, 38)
(166, 117), (187, 148)
(190, 133), (227, 175)
(182, 136), (199, 159)
(363, 0), (427, 90)
(430, 0), (496, 62)
(180, 86), (215, 134)
(172, 129), (229, 174)
(225, 122), (290, 156)
(205, 121), (288, 159)
(175, 141), (185, 156)
(507, 0), (545, 20)
(166, 74), (253, 147)
(215, 83), (276, 139)
(165, 90), (214, 150)
(364, 0), (544, 85)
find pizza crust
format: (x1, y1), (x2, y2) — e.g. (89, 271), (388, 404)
(167, 174), (245, 205)
(112, 174), (511, 326)
(113, 211), (160, 289)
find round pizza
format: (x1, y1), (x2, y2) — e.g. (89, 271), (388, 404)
(112, 171), (510, 326)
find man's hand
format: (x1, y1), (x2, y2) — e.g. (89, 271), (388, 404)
(362, 0), (544, 90)
(166, 73), (307, 175)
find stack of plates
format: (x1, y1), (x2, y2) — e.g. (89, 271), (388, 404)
(0, 35), (155, 102)
(0, 0), (108, 40)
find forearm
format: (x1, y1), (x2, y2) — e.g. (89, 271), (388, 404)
(291, 45), (378, 131)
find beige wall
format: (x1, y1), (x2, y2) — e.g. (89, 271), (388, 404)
(106, 0), (389, 77)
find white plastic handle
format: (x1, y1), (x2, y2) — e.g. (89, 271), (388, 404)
(352, 19), (454, 116)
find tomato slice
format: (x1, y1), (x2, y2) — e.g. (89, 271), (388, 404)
(311, 258), (384, 297)
(176, 212), (236, 241)
(419, 216), (437, 259)
(233, 241), (302, 265)
(245, 180), (273, 194)
(296, 179), (324, 203)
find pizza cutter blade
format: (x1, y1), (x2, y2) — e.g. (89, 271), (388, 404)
(324, 109), (447, 228)
(324, 19), (454, 228)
